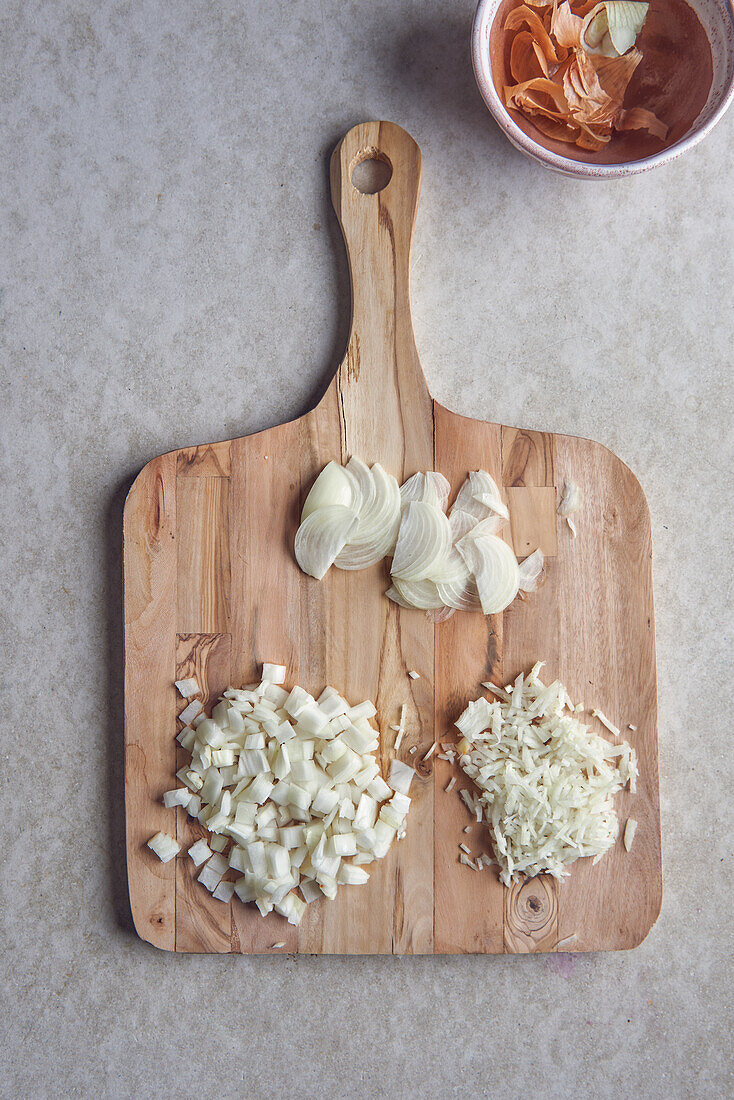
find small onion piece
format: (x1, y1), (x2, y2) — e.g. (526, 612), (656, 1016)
(391, 501), (452, 582)
(518, 548), (544, 593)
(448, 508), (480, 541)
(388, 759), (416, 794)
(434, 512), (501, 610)
(334, 462), (401, 570)
(301, 461), (362, 521)
(345, 456), (376, 513)
(452, 477), (487, 522)
(427, 545), (467, 585)
(557, 477), (583, 517)
(468, 470), (510, 520)
(457, 513), (507, 543)
(294, 505), (359, 580)
(452, 471), (509, 522)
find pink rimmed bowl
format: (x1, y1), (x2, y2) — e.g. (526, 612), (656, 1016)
(471, 0), (734, 178)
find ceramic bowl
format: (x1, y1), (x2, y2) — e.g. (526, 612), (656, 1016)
(471, 0), (734, 178)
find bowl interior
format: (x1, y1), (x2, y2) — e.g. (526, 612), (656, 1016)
(483, 0), (733, 166)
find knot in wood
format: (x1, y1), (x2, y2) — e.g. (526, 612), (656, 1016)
(507, 876), (557, 935)
(415, 758), (432, 779)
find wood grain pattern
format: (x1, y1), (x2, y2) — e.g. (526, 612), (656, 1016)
(229, 427), (301, 953)
(123, 452), (177, 950)
(433, 409), (505, 954)
(175, 632), (232, 953)
(177, 443), (231, 477)
(177, 476), (230, 633)
(124, 121), (661, 954)
(506, 486), (558, 558)
(501, 426), (561, 952)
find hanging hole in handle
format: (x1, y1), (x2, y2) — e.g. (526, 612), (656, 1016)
(350, 147), (393, 194)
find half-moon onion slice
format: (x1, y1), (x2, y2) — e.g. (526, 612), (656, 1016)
(334, 462), (401, 569)
(400, 471), (451, 512)
(457, 532), (520, 615)
(436, 567), (482, 612)
(301, 460), (362, 521)
(391, 501), (452, 582)
(387, 577), (446, 610)
(295, 505), (359, 580)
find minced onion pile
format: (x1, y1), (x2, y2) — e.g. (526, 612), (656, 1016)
(295, 459), (544, 618)
(452, 663), (637, 885)
(147, 664), (415, 924)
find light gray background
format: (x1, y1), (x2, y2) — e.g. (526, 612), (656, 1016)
(1, 0), (732, 1097)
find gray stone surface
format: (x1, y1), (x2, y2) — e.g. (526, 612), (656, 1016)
(1, 0), (732, 1096)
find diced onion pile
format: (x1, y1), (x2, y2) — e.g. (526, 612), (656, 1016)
(295, 459), (543, 620)
(147, 664), (415, 925)
(452, 663), (637, 885)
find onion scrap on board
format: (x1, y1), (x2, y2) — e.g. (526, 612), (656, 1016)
(502, 1), (668, 150)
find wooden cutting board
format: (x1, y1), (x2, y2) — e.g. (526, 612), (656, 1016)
(124, 121), (661, 954)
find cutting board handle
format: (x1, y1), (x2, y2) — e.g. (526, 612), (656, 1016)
(327, 121), (432, 466)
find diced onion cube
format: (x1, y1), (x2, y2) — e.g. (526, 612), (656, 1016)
(311, 787), (339, 815)
(211, 748), (235, 767)
(175, 678), (200, 698)
(300, 879), (322, 903)
(326, 833), (357, 858)
(288, 784), (311, 812)
(188, 839), (212, 866)
(372, 820), (397, 858)
(198, 863), (224, 892)
(366, 775), (392, 801)
(163, 787), (191, 810)
(266, 843), (291, 879)
(337, 864), (370, 886)
(280, 825), (305, 849)
(147, 832), (180, 862)
(241, 774), (275, 804)
(347, 700), (377, 721)
(178, 699), (203, 725)
(353, 793), (378, 830)
(388, 759), (415, 794)
(340, 723), (375, 754)
(212, 879), (235, 903)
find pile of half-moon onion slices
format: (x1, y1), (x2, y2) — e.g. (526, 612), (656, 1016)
(294, 458), (544, 619)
